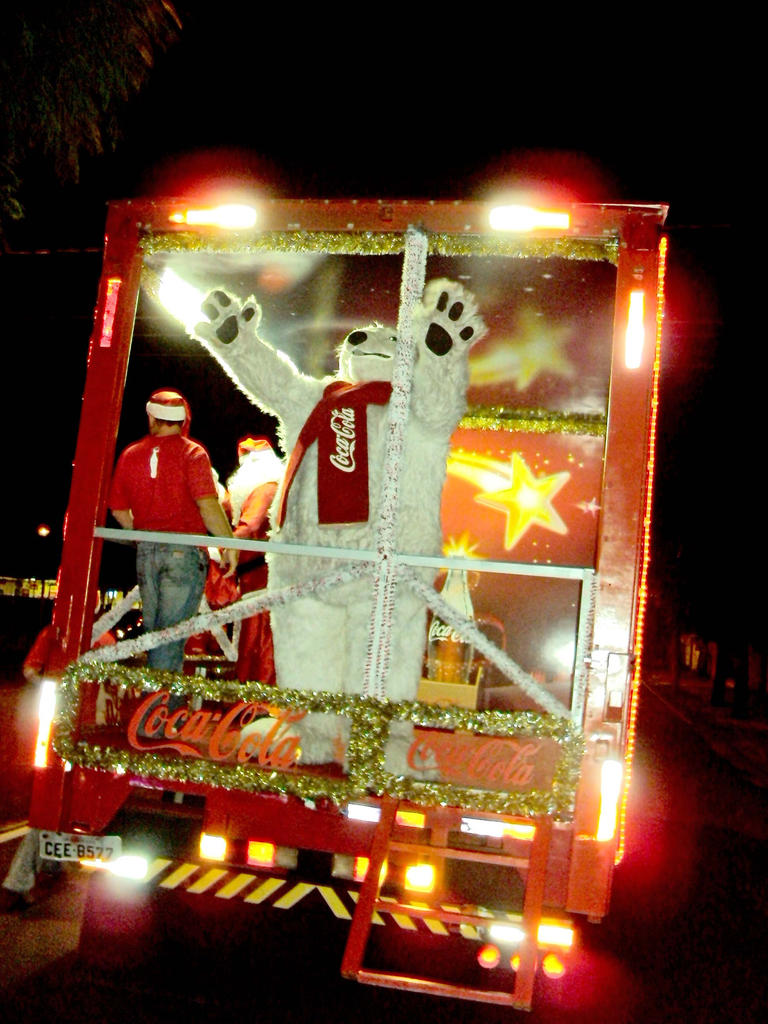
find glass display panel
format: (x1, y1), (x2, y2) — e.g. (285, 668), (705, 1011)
(87, 230), (614, 800)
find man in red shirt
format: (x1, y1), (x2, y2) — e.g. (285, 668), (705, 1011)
(109, 388), (237, 671)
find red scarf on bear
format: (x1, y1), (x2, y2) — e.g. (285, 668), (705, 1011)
(276, 380), (392, 527)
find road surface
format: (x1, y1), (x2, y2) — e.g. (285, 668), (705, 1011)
(2, 675), (767, 1022)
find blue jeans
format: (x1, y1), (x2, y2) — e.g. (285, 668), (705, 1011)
(136, 542), (207, 672)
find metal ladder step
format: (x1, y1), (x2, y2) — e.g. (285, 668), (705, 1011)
(340, 795), (553, 1010)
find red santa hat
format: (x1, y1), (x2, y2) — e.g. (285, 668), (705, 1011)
(237, 435), (274, 460)
(146, 389), (191, 435)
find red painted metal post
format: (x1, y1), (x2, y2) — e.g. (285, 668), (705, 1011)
(513, 816), (552, 1008)
(592, 216), (663, 663)
(569, 212), (665, 912)
(29, 203), (142, 830)
(341, 795), (398, 979)
(49, 203), (143, 672)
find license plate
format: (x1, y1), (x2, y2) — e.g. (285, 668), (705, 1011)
(39, 830), (122, 863)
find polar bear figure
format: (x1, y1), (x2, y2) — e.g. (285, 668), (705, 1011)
(193, 279), (485, 758)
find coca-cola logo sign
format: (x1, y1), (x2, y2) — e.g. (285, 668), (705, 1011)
(59, 663), (583, 816)
(127, 690), (302, 769)
(427, 617), (463, 644)
(405, 728), (560, 791)
(329, 406), (356, 472)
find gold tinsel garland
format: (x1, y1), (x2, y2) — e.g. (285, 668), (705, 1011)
(141, 230), (617, 264)
(55, 662), (584, 819)
(460, 407), (606, 435)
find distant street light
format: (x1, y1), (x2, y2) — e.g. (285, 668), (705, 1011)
(37, 524), (51, 537)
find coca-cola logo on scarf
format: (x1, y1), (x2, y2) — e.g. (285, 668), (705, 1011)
(329, 406), (356, 472)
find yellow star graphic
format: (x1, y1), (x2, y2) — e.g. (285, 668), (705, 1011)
(469, 307), (574, 390)
(443, 532), (482, 559)
(475, 452), (570, 550)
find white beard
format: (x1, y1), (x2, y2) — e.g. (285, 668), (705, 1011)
(226, 450), (283, 525)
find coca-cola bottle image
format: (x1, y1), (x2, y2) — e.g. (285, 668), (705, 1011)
(427, 569), (475, 683)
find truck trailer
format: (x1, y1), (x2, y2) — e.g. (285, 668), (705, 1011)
(28, 195), (668, 1010)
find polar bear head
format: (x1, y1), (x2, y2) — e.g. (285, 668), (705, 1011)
(336, 323), (398, 384)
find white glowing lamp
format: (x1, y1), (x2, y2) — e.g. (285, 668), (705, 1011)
(158, 268), (206, 332)
(80, 854), (149, 880)
(537, 921), (575, 948)
(489, 922), (526, 945)
(346, 802), (381, 823)
(489, 205), (570, 232)
(199, 832), (227, 861)
(596, 759), (623, 841)
(34, 679), (57, 768)
(110, 855), (149, 879)
(404, 862), (435, 892)
(169, 204), (257, 229)
(625, 290), (646, 368)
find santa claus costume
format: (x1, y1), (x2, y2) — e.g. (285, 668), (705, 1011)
(225, 436), (283, 684)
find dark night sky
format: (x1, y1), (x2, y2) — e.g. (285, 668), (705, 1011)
(1, 8), (746, 640)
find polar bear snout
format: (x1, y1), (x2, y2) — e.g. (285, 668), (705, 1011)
(339, 325), (398, 382)
(346, 330), (369, 346)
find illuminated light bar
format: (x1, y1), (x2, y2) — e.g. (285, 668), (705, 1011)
(169, 204), (257, 229)
(460, 817), (535, 841)
(332, 853), (368, 881)
(617, 235), (668, 865)
(488, 922), (526, 945)
(353, 856), (370, 882)
(607, 688), (624, 711)
(625, 290), (646, 368)
(395, 809), (426, 828)
(461, 816), (505, 838)
(477, 944), (501, 969)
(109, 855), (149, 880)
(596, 759), (623, 841)
(537, 921), (575, 949)
(99, 276), (121, 348)
(247, 840), (276, 868)
(541, 952), (566, 979)
(489, 205), (570, 232)
(34, 679), (57, 768)
(502, 823), (536, 840)
(597, 755), (623, 841)
(158, 268), (206, 331)
(80, 854), (149, 880)
(199, 832), (227, 861)
(404, 862), (435, 893)
(346, 803), (381, 823)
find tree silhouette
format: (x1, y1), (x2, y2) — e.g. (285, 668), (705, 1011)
(0, 0), (181, 236)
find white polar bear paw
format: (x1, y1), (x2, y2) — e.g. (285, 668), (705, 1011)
(420, 278), (487, 358)
(195, 289), (262, 347)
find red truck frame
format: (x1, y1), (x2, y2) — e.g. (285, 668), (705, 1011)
(28, 196), (668, 1010)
